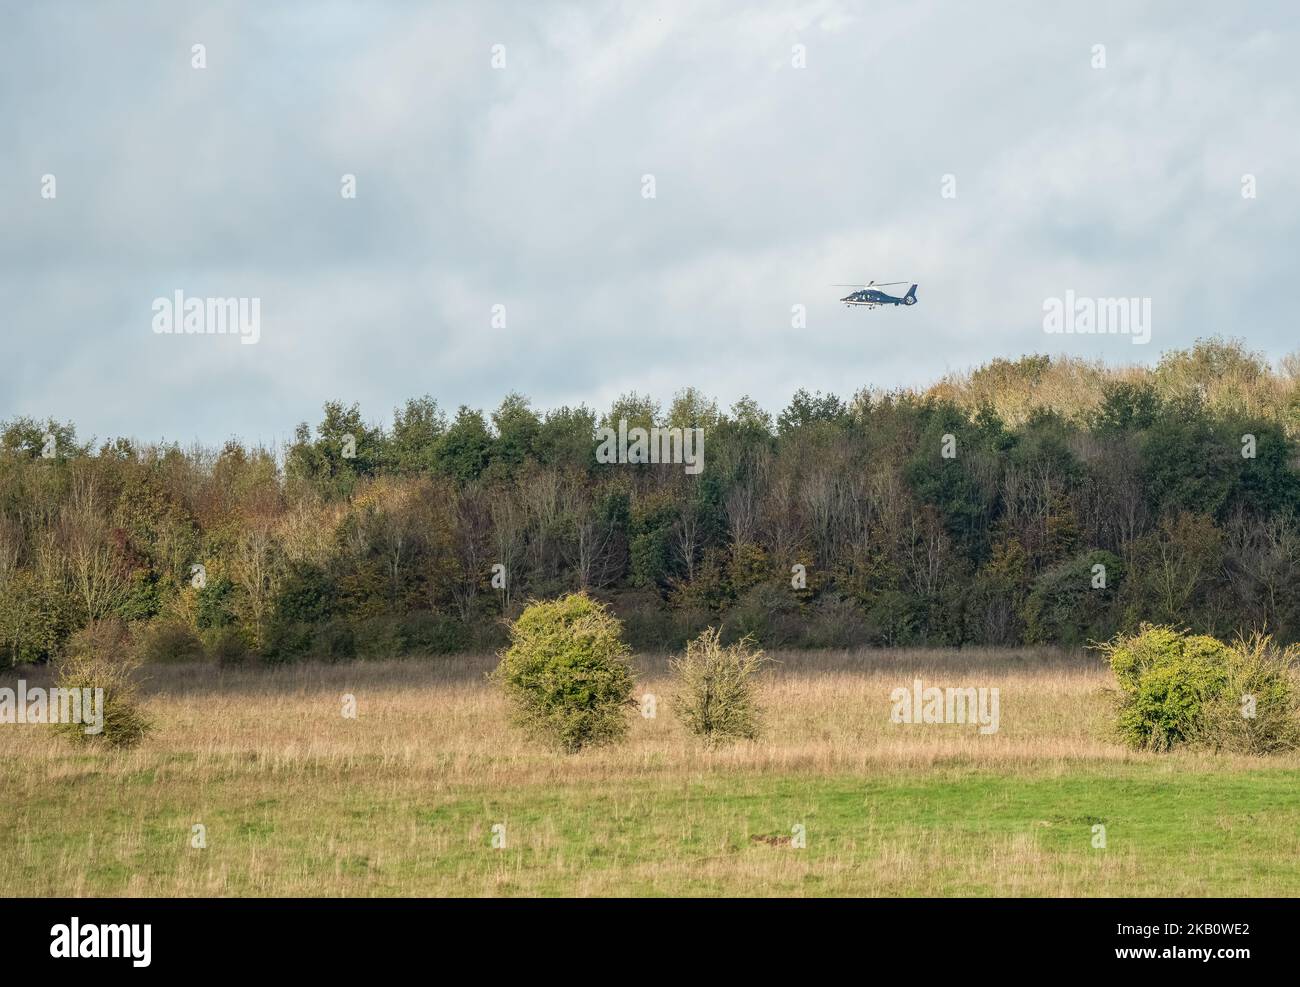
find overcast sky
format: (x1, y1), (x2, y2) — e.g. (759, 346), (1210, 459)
(2, 1), (1297, 447)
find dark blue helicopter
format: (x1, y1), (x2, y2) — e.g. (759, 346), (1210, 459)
(834, 280), (918, 308)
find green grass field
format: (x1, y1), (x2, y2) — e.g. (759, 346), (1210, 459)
(2, 649), (1298, 896)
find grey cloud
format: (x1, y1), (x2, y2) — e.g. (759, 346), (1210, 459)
(1, 0), (1296, 445)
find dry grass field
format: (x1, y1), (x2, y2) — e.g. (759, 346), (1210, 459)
(2, 648), (1298, 897)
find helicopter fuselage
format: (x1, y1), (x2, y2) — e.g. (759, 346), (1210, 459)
(841, 288), (918, 308)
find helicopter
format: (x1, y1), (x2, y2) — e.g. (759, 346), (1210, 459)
(833, 280), (918, 308)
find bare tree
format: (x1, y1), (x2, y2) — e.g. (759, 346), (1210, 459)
(560, 480), (618, 590)
(1224, 511), (1299, 632)
(230, 515), (282, 649)
(674, 498), (700, 582)
(489, 492), (526, 611)
(724, 475), (758, 553)
(450, 485), (492, 622)
(60, 479), (130, 625)
(904, 507), (949, 599)
(0, 517), (21, 588)
(758, 454), (806, 567)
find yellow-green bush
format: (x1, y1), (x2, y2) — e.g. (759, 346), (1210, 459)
(1099, 624), (1298, 753)
(54, 620), (152, 749)
(495, 592), (635, 753)
(137, 620), (205, 664)
(670, 626), (768, 744)
(1194, 633), (1300, 754)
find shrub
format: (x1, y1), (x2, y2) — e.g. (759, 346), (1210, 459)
(1192, 633), (1300, 755)
(53, 621), (151, 749)
(1097, 624), (1300, 754)
(273, 563), (336, 624)
(862, 589), (925, 646)
(621, 600), (710, 653)
(260, 620), (312, 664)
(194, 575), (236, 629)
(798, 594), (868, 649)
(670, 626), (769, 744)
(206, 625), (251, 666)
(66, 618), (133, 663)
(311, 617), (356, 662)
(1098, 624), (1230, 750)
(350, 616), (402, 660)
(1022, 550), (1123, 647)
(1103, 624), (1227, 692)
(619, 602), (672, 652)
(351, 612), (469, 659)
(137, 621), (205, 664)
(495, 592), (635, 752)
(467, 618), (509, 654)
(0, 571), (76, 664)
(117, 570), (164, 622)
(723, 582), (801, 647)
(396, 611), (469, 655)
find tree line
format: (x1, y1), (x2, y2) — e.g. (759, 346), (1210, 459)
(2, 337), (1298, 665)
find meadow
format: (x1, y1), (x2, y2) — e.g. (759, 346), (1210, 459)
(2, 648), (1298, 897)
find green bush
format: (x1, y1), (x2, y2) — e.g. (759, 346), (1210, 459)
(206, 625), (251, 666)
(670, 626), (768, 743)
(351, 616), (401, 660)
(495, 592), (635, 752)
(1099, 624), (1230, 750)
(54, 620), (152, 749)
(1023, 550), (1123, 646)
(0, 571), (76, 664)
(116, 570), (164, 622)
(1119, 659), (1227, 751)
(311, 617), (356, 662)
(263, 612), (468, 663)
(723, 582), (801, 647)
(1104, 624), (1228, 692)
(862, 589), (925, 646)
(798, 594), (868, 649)
(619, 603), (671, 652)
(1097, 624), (1299, 753)
(273, 564), (336, 624)
(137, 621), (205, 664)
(260, 619), (312, 664)
(395, 611), (469, 655)
(467, 618), (509, 654)
(65, 618), (133, 665)
(621, 600), (710, 653)
(353, 612), (469, 659)
(194, 575), (236, 629)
